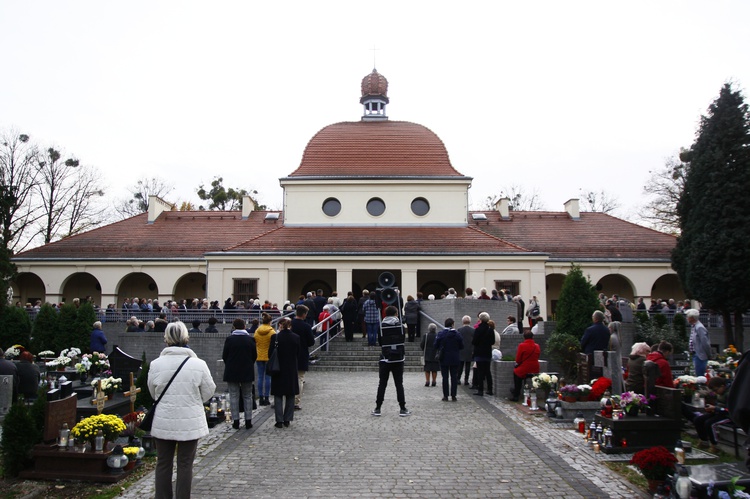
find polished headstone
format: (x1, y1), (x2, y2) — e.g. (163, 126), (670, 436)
(43, 394), (77, 443)
(0, 374), (13, 417)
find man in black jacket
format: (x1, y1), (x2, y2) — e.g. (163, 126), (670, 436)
(290, 305), (316, 411)
(372, 306), (410, 417)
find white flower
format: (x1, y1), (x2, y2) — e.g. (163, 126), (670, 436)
(38, 350), (55, 357)
(4, 347), (20, 359)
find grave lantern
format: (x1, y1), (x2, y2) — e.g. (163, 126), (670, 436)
(573, 411), (586, 433)
(107, 444), (129, 472)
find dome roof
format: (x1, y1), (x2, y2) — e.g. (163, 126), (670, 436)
(288, 121), (464, 177)
(360, 69), (388, 100)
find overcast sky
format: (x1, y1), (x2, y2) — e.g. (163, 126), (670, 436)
(1, 1), (748, 224)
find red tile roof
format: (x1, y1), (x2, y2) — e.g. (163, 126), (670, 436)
(13, 209), (675, 262)
(471, 210), (676, 260)
(13, 211), (280, 260)
(287, 121), (465, 178)
(220, 225), (530, 255)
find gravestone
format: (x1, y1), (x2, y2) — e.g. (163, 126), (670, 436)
(0, 375), (13, 418)
(108, 346), (142, 383)
(687, 463), (750, 496)
(43, 394), (78, 443)
(602, 351), (623, 395)
(577, 353), (591, 385)
(47, 388), (61, 401)
(60, 380), (73, 399)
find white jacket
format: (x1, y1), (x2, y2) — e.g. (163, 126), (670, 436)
(147, 346), (216, 441)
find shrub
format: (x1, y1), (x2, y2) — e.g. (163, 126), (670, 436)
(0, 306), (31, 350)
(31, 303), (59, 353)
(546, 332), (581, 380)
(1, 402), (36, 477)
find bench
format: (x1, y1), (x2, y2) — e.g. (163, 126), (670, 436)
(716, 422), (747, 459)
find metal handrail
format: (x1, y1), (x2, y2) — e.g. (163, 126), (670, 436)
(309, 316), (343, 357)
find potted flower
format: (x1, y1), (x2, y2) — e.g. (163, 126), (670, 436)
(532, 372), (558, 400)
(577, 384), (592, 401)
(37, 350), (56, 360)
(630, 446), (677, 492)
(75, 357), (92, 383)
(674, 375), (699, 401)
(70, 414), (127, 450)
(46, 355), (72, 371)
(614, 391), (648, 416)
(122, 446), (140, 469)
(122, 411), (145, 439)
(559, 384), (580, 402)
(60, 347), (82, 361)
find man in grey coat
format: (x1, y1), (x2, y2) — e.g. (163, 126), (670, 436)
(686, 309), (712, 377)
(457, 315), (475, 386)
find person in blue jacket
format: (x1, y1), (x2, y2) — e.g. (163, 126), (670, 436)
(90, 321), (107, 353)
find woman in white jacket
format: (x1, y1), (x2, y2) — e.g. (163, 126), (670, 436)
(148, 321), (216, 499)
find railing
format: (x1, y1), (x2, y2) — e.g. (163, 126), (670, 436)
(22, 308), (289, 325)
(309, 316), (343, 357)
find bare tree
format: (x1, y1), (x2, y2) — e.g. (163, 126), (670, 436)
(480, 184), (546, 211)
(0, 130), (43, 253)
(62, 164), (106, 238)
(640, 151), (687, 234)
(115, 177), (174, 218)
(579, 189), (620, 214)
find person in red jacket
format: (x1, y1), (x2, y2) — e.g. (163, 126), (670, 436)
(508, 330), (541, 401)
(646, 341), (673, 388)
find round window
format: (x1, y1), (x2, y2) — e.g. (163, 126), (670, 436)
(366, 197), (386, 217)
(322, 198), (341, 217)
(411, 197), (430, 216)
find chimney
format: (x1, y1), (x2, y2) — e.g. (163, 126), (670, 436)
(564, 198), (580, 220)
(242, 195), (256, 220)
(147, 195), (173, 223)
(494, 197), (510, 220)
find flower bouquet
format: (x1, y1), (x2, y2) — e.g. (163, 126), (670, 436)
(674, 375), (700, 401)
(613, 391), (647, 416)
(60, 347), (82, 360)
(630, 445), (677, 481)
(93, 376), (122, 395)
(75, 357), (92, 374)
(4, 344), (24, 360)
(83, 352), (110, 375)
(71, 414), (126, 448)
(122, 446), (140, 460)
(532, 373), (558, 391)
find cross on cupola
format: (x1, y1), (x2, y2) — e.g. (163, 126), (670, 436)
(360, 69), (389, 121)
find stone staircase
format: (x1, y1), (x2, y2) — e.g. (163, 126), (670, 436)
(308, 333), (425, 372)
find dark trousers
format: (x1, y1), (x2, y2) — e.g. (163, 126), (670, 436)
(274, 394), (295, 423)
(154, 438), (198, 499)
(407, 323), (417, 342)
(512, 373), (524, 399)
(474, 360), (492, 394)
(460, 361), (472, 382)
(441, 364), (460, 397)
(344, 319), (356, 341)
(376, 361), (406, 408)
(695, 411), (732, 444)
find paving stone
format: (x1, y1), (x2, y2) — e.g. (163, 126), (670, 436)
(117, 372), (649, 498)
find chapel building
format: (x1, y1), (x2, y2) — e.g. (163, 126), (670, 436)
(11, 69), (682, 316)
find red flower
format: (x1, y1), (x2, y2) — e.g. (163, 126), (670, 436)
(588, 377), (612, 401)
(630, 446), (677, 480)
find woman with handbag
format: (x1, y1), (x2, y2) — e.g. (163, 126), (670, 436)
(435, 318), (464, 401)
(420, 323), (439, 387)
(147, 321), (216, 499)
(267, 318), (300, 428)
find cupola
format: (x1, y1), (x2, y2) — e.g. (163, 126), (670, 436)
(360, 69), (389, 121)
